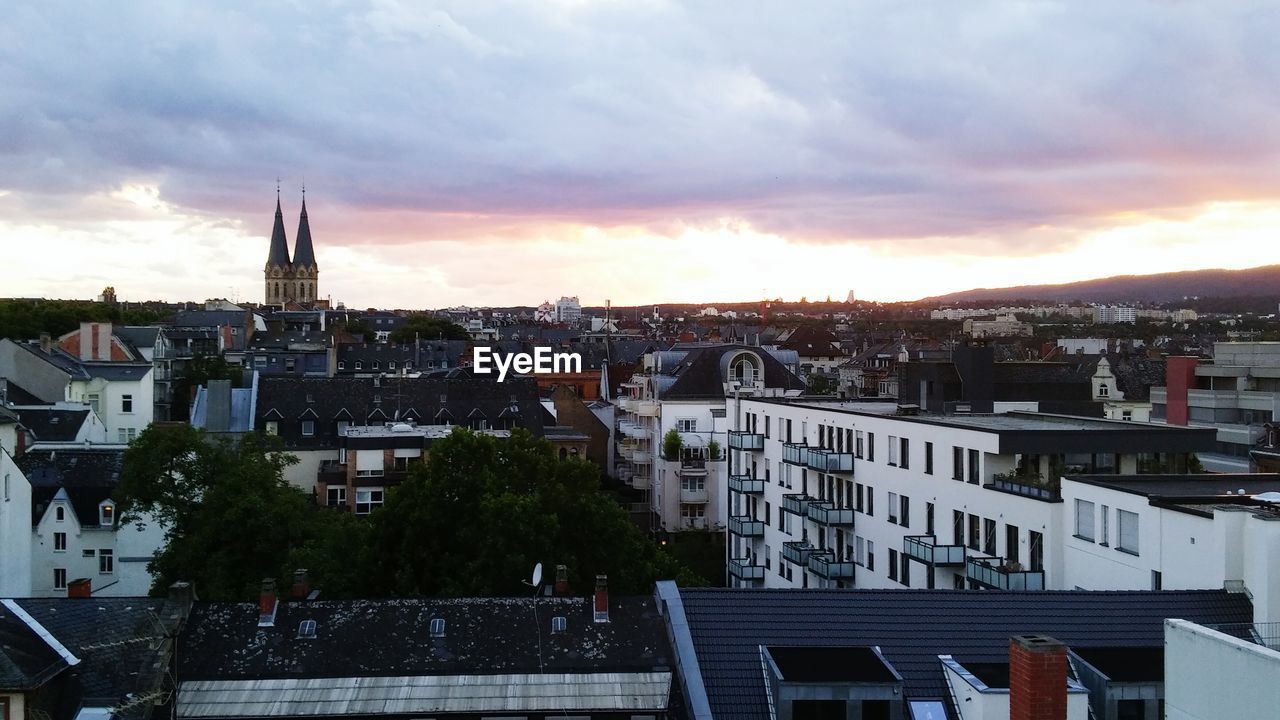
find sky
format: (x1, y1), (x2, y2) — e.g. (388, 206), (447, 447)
(3, 1), (1280, 309)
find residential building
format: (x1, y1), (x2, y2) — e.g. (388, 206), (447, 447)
(1093, 305), (1137, 324)
(898, 345), (1100, 416)
(175, 580), (676, 718)
(0, 413), (32, 597)
(263, 192), (321, 306)
(777, 326), (845, 376)
(335, 340), (467, 375)
(616, 344), (805, 534)
(963, 314), (1033, 338)
(555, 295), (583, 323)
(727, 397), (1214, 591)
(655, 581), (1253, 720)
(1165, 619), (1280, 720)
(1151, 342), (1280, 471)
(114, 325), (178, 421)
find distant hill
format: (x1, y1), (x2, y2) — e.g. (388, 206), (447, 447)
(921, 265), (1280, 305)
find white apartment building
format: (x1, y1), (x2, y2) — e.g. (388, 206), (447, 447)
(616, 345), (804, 534)
(1093, 305), (1137, 324)
(725, 398), (1214, 591)
(0, 415), (32, 596)
(554, 296), (583, 323)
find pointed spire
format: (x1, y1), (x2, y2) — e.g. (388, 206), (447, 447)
(266, 192), (291, 268)
(292, 187), (317, 268)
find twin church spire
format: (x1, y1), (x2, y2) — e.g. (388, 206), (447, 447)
(264, 187), (320, 305)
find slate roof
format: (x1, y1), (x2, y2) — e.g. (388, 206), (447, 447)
(0, 600), (68, 690)
(12, 342), (150, 382)
(254, 376), (546, 450)
(266, 197), (291, 267)
(16, 597), (171, 718)
(170, 310), (250, 329)
(675, 588), (1253, 719)
(292, 197), (317, 268)
(658, 345), (805, 400)
(12, 407), (90, 442)
(1103, 353), (1166, 402)
(17, 449), (123, 527)
(114, 326), (160, 353)
(179, 596), (672, 681)
(0, 378), (46, 406)
(336, 341), (468, 371)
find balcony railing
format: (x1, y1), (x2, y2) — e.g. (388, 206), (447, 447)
(727, 430), (764, 451)
(782, 442), (808, 465)
(728, 474), (765, 494)
(808, 552), (855, 580)
(986, 474), (1060, 502)
(633, 400), (659, 417)
(782, 493), (814, 515)
(679, 458), (708, 476)
(728, 516), (765, 537)
(806, 501), (855, 527)
(317, 460), (346, 486)
(806, 448), (855, 474)
(782, 541), (816, 565)
(1204, 622), (1280, 652)
(903, 535), (966, 567)
(966, 556), (1045, 590)
(728, 558), (766, 581)
(679, 487), (709, 503)
(631, 450), (653, 463)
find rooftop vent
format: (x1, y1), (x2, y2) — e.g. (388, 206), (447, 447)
(551, 616), (567, 634)
(297, 620), (316, 639)
(429, 618), (446, 637)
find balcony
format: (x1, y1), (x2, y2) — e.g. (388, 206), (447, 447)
(680, 486), (709, 503)
(782, 493), (814, 515)
(629, 473), (651, 490)
(616, 396), (634, 412)
(317, 460), (346, 486)
(782, 442), (808, 466)
(728, 516), (765, 537)
(986, 473), (1060, 502)
(620, 421), (649, 439)
(679, 458), (708, 476)
(903, 535), (966, 567)
(631, 450), (653, 463)
(808, 552), (855, 580)
(727, 430), (764, 451)
(805, 448), (855, 474)
(728, 558), (766, 582)
(806, 501), (855, 527)
(782, 541), (816, 565)
(633, 400), (659, 417)
(728, 474), (765, 494)
(966, 557), (1045, 590)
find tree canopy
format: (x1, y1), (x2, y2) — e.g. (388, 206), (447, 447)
(388, 314), (469, 344)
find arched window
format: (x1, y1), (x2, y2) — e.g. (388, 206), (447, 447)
(274, 282), (280, 298)
(1098, 384), (1109, 397)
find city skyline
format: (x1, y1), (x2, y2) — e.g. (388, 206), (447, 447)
(4, 1), (1280, 307)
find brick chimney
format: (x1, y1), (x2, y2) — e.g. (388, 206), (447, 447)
(39, 333), (52, 354)
(291, 569), (311, 600)
(1009, 634), (1068, 720)
(258, 578), (278, 627)
(593, 574), (609, 623)
(67, 578), (92, 598)
(78, 322), (94, 361)
(554, 564), (569, 595)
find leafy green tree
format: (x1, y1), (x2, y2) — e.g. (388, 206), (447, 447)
(388, 314), (469, 344)
(368, 428), (702, 596)
(340, 319), (375, 343)
(662, 428), (683, 461)
(172, 354), (241, 421)
(807, 373), (836, 395)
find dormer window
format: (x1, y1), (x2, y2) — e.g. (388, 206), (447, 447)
(355, 361), (363, 370)
(99, 502), (114, 527)
(1098, 384), (1110, 397)
(56, 506), (65, 522)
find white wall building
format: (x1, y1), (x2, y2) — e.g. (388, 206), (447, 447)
(1093, 305), (1137, 324)
(554, 296), (583, 324)
(1165, 619), (1280, 720)
(725, 398), (1214, 591)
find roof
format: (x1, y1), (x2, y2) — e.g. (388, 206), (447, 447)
(13, 407), (90, 442)
(1067, 474), (1280, 517)
(0, 378), (46, 406)
(171, 310), (250, 329)
(0, 599), (71, 690)
(179, 596), (672, 681)
(658, 345), (805, 400)
(114, 326), (161, 352)
(17, 449), (123, 527)
(266, 197), (291, 267)
(291, 197), (316, 268)
(672, 588), (1253, 719)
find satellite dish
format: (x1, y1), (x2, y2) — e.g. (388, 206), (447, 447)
(531, 563), (543, 588)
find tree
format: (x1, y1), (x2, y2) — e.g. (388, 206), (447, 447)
(388, 314), (469, 344)
(662, 428), (683, 461)
(707, 439), (722, 461)
(807, 373), (836, 395)
(172, 353), (241, 421)
(368, 428), (702, 596)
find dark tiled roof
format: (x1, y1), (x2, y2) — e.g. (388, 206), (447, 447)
(16, 449), (123, 527)
(292, 197), (316, 268)
(170, 310), (250, 328)
(266, 197), (291, 267)
(114, 326), (160, 353)
(0, 601), (67, 690)
(677, 588), (1253, 718)
(17, 597), (169, 712)
(179, 596), (671, 680)
(661, 345), (805, 399)
(13, 408), (89, 442)
(1105, 353), (1166, 402)
(1, 378), (46, 406)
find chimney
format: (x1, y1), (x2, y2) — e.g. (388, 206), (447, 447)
(14, 428), (26, 459)
(258, 578), (279, 627)
(96, 322), (113, 360)
(67, 578), (92, 598)
(1009, 634), (1068, 720)
(593, 574), (609, 623)
(554, 564), (569, 595)
(206, 379), (233, 433)
(39, 333), (52, 354)
(78, 322), (94, 361)
(291, 569), (311, 600)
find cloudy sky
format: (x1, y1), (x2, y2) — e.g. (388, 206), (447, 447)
(3, 1), (1280, 308)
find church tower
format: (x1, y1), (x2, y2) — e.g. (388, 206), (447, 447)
(264, 193), (292, 305)
(292, 191), (319, 304)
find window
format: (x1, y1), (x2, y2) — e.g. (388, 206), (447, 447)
(1074, 499), (1096, 541)
(866, 540), (875, 571)
(355, 488), (385, 515)
(99, 549), (114, 574)
(388, 361), (396, 370)
(54, 532), (66, 551)
(900, 495), (910, 529)
(55, 506), (65, 521)
(1118, 510), (1140, 555)
(953, 446), (964, 480)
(888, 549), (899, 581)
(899, 438), (910, 470)
(337, 361), (346, 370)
(888, 436), (899, 466)
(968, 514), (981, 551)
(900, 551), (911, 587)
(953, 510), (965, 545)
(681, 475), (706, 492)
(327, 487), (347, 506)
(1151, 570), (1162, 591)
(265, 421), (279, 435)
(924, 442), (933, 474)
(967, 449), (980, 484)
(337, 420), (351, 435)
(1029, 530), (1044, 571)
(856, 536), (866, 566)
(676, 418), (697, 432)
(867, 433), (875, 462)
(926, 502), (934, 536)
(855, 431), (864, 458)
(121, 394), (133, 413)
(371, 361), (379, 370)
(983, 518), (996, 556)
(1100, 505), (1110, 545)
(888, 492), (898, 524)
(99, 503), (114, 527)
(54, 568), (67, 590)
(1098, 383), (1109, 397)
(87, 393), (101, 415)
(764, 416), (771, 438)
(301, 420), (315, 437)
(1006, 524), (1020, 564)
(355, 361), (363, 370)
(865, 486), (874, 517)
(1121, 409), (1133, 421)
(82, 549), (95, 558)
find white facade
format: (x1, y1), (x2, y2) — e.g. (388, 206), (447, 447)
(30, 488), (166, 597)
(68, 371), (153, 444)
(1093, 305), (1137, 324)
(1165, 620), (1280, 720)
(555, 296), (583, 323)
(0, 448), (33, 597)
